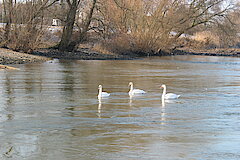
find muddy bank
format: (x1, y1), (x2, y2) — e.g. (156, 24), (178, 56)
(0, 47), (135, 65)
(31, 48), (136, 60)
(174, 48), (240, 57)
(32, 48), (240, 61)
(1, 47), (240, 65)
(0, 48), (50, 65)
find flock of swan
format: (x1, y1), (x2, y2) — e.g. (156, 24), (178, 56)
(98, 82), (180, 100)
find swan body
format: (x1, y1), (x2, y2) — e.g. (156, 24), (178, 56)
(160, 84), (180, 99)
(128, 82), (146, 96)
(98, 85), (110, 99)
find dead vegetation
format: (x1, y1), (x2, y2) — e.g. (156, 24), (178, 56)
(99, 0), (239, 56)
(0, 0), (58, 53)
(0, 0), (239, 56)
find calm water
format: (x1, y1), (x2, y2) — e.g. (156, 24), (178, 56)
(0, 55), (240, 160)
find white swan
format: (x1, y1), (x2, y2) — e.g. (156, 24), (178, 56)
(128, 82), (146, 96)
(160, 84), (180, 99)
(98, 85), (110, 99)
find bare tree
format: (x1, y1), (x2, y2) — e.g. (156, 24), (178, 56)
(2, 0), (13, 45)
(58, 0), (81, 51)
(101, 0), (235, 55)
(1, 0), (59, 52)
(58, 0), (98, 52)
(212, 6), (240, 47)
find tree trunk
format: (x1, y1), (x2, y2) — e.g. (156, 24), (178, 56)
(3, 0), (13, 46)
(58, 0), (78, 51)
(67, 0), (97, 51)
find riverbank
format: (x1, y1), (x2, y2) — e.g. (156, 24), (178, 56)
(31, 48), (136, 60)
(0, 47), (135, 65)
(1, 47), (240, 65)
(0, 48), (50, 65)
(174, 48), (240, 57)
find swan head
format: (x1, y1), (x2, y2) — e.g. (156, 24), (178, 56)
(98, 85), (102, 89)
(128, 82), (133, 86)
(160, 84), (166, 89)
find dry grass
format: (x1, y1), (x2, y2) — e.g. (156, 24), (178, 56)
(6, 25), (46, 53)
(193, 31), (220, 48)
(102, 34), (136, 55)
(92, 43), (115, 55)
(0, 28), (6, 46)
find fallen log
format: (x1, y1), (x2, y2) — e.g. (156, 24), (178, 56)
(0, 64), (20, 70)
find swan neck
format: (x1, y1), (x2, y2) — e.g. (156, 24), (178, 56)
(98, 87), (102, 96)
(162, 86), (166, 97)
(130, 84), (133, 92)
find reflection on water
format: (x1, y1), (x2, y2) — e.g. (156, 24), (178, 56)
(98, 99), (102, 118)
(0, 55), (240, 160)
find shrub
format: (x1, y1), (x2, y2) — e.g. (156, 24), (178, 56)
(193, 31), (220, 48)
(7, 24), (45, 53)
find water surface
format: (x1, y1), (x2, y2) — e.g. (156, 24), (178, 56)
(0, 55), (240, 160)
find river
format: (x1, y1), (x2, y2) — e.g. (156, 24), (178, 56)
(0, 55), (240, 159)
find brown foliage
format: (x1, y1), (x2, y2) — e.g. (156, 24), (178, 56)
(103, 33), (135, 55)
(7, 24), (45, 53)
(1, 0), (58, 52)
(101, 0), (234, 55)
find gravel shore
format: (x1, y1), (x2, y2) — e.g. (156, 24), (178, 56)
(0, 48), (50, 65)
(1, 47), (240, 65)
(0, 47), (135, 65)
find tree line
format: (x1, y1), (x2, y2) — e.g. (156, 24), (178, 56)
(0, 0), (239, 55)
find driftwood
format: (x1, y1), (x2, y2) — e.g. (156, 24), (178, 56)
(0, 64), (20, 70)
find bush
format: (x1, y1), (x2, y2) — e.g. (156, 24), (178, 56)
(6, 24), (45, 53)
(102, 34), (134, 55)
(0, 28), (5, 46)
(193, 31), (220, 49)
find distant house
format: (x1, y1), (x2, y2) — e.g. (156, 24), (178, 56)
(52, 19), (61, 26)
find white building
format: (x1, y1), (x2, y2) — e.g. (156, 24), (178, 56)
(52, 19), (61, 26)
